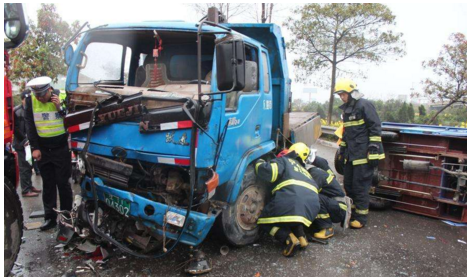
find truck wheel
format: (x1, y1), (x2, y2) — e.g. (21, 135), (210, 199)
(334, 148), (345, 175)
(221, 165), (267, 246)
(369, 196), (392, 210)
(4, 179), (23, 276)
(381, 131), (398, 142)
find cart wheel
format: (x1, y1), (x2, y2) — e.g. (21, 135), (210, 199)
(221, 165), (267, 246)
(381, 131), (398, 142)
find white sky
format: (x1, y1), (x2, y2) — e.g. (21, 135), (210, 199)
(20, 2), (467, 103)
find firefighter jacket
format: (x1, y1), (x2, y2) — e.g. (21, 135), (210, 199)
(255, 152), (320, 227)
(308, 166), (345, 199)
(339, 98), (385, 165)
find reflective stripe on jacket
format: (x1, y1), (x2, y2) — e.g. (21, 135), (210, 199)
(31, 95), (65, 138)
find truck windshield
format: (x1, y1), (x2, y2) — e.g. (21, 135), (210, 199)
(78, 42), (131, 84)
(75, 30), (215, 92)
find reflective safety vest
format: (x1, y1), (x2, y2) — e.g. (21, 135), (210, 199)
(31, 95), (65, 138)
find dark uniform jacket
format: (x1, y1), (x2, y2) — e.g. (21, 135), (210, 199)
(255, 152), (320, 227)
(339, 98), (385, 165)
(24, 93), (68, 151)
(13, 105), (28, 151)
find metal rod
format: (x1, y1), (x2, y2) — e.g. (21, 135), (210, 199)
(370, 196), (439, 210)
(386, 177), (458, 192)
(379, 185), (433, 197)
(389, 153), (438, 160)
(385, 141), (446, 149)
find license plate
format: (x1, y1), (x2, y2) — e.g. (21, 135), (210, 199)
(166, 211), (185, 227)
(104, 193), (130, 217)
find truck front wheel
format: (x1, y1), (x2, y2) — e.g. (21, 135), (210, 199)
(221, 165), (267, 246)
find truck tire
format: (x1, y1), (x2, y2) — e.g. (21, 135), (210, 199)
(369, 196), (392, 210)
(221, 165), (267, 246)
(334, 148), (345, 175)
(4, 179), (23, 276)
(381, 131), (398, 142)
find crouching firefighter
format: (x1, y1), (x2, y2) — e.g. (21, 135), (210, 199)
(334, 78), (385, 229)
(255, 142), (320, 257)
(306, 152), (352, 240)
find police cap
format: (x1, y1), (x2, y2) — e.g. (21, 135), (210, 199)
(26, 76), (52, 97)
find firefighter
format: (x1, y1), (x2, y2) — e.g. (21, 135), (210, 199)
(24, 77), (73, 231)
(334, 78), (385, 229)
(255, 142), (320, 257)
(307, 153), (351, 240)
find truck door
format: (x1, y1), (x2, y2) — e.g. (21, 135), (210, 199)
(216, 45), (273, 184)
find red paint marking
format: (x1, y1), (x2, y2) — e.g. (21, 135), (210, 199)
(174, 159), (190, 166)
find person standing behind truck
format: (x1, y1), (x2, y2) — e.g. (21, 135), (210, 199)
(14, 90), (42, 197)
(255, 142), (320, 257)
(334, 79), (385, 229)
(24, 76), (73, 231)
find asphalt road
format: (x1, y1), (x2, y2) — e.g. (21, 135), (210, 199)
(13, 142), (467, 277)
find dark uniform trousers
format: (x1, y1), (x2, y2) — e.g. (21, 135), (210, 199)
(344, 163), (373, 225)
(17, 149), (33, 194)
(38, 144), (73, 221)
(314, 195), (346, 230)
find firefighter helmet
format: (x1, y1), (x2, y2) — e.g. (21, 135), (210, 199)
(289, 142), (310, 163)
(334, 78), (358, 94)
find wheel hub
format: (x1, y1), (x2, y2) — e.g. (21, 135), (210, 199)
(236, 186), (265, 231)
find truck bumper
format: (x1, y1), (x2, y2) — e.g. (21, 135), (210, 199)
(81, 177), (216, 246)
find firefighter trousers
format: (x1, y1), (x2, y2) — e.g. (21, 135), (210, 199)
(262, 223), (306, 243)
(313, 195), (347, 230)
(37, 144), (73, 221)
(344, 162), (373, 225)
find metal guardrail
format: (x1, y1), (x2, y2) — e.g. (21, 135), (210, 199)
(321, 125), (338, 135)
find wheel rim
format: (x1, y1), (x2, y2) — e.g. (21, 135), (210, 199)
(236, 185), (265, 231)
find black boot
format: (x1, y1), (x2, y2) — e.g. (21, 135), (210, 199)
(40, 219), (57, 231)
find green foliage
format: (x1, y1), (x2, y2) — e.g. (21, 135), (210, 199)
(408, 103), (415, 123)
(419, 105), (426, 116)
(8, 4), (80, 89)
(418, 33), (467, 124)
(398, 102), (409, 123)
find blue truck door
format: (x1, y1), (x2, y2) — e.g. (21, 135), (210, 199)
(216, 45), (273, 185)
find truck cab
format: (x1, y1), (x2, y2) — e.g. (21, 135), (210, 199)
(63, 19), (320, 256)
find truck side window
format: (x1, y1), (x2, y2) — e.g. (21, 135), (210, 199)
(78, 42), (123, 84)
(226, 45), (259, 112)
(261, 52), (270, 93)
(124, 47), (132, 85)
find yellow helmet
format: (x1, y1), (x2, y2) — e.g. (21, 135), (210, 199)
(334, 78), (358, 94)
(289, 142), (310, 162)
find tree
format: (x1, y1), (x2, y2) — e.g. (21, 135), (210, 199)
(285, 3), (405, 124)
(408, 103), (415, 123)
(9, 4), (80, 89)
(419, 105), (427, 116)
(292, 98), (305, 112)
(189, 3), (252, 22)
(418, 33), (467, 124)
(398, 102), (409, 123)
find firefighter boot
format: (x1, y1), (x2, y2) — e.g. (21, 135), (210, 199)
(313, 228), (334, 240)
(291, 225), (308, 249)
(282, 233), (300, 257)
(350, 220), (364, 229)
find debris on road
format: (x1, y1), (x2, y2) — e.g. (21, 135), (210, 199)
(442, 220), (467, 227)
(426, 236), (436, 240)
(76, 240), (97, 253)
(220, 245), (229, 256)
(24, 221), (43, 230)
(29, 210), (45, 218)
(458, 239), (466, 244)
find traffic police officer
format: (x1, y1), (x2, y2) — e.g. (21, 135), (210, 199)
(24, 77), (73, 231)
(255, 142), (320, 257)
(306, 153), (351, 239)
(335, 78), (385, 229)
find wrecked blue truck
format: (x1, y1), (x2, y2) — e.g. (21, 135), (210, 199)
(59, 12), (321, 269)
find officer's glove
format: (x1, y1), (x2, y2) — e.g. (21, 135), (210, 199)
(367, 144), (379, 168)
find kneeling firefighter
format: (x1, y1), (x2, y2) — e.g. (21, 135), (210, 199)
(306, 152), (352, 240)
(334, 78), (385, 229)
(255, 142), (320, 257)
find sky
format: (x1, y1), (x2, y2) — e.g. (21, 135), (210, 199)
(20, 2), (467, 103)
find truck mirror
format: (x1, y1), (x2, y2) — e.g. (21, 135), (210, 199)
(4, 3), (28, 49)
(216, 40), (245, 92)
(64, 45), (74, 66)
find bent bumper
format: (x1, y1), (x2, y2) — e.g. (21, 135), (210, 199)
(81, 177), (216, 246)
